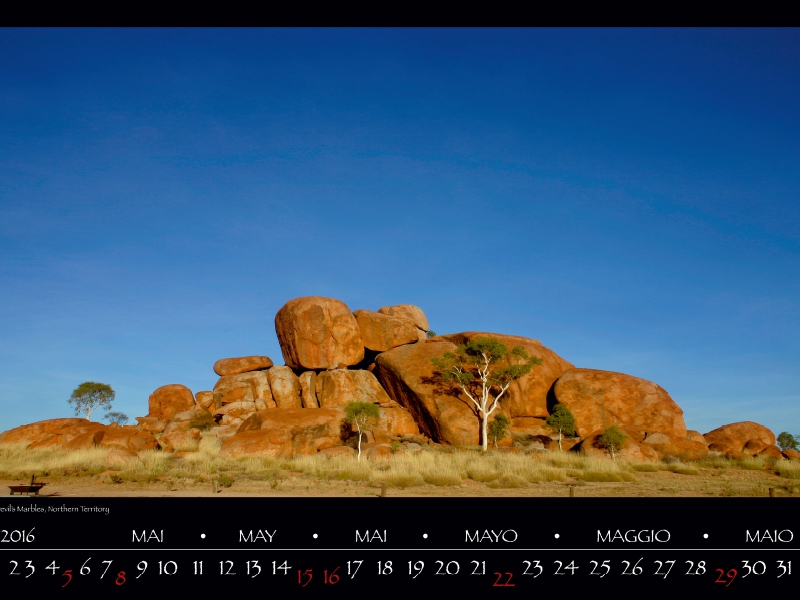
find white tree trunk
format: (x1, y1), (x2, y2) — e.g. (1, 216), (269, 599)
(356, 421), (363, 461)
(558, 429), (562, 451)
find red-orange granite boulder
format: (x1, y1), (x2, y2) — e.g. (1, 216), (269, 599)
(268, 366), (302, 409)
(641, 432), (708, 461)
(437, 333), (573, 419)
(374, 340), (480, 446)
(147, 384), (195, 422)
(704, 422), (776, 454)
(221, 408), (345, 458)
(275, 296), (364, 370)
(213, 355), (274, 376)
(0, 418), (88, 445)
(760, 445), (784, 459)
(299, 371), (319, 408)
(353, 309), (419, 352)
(575, 430), (659, 462)
(378, 304), (430, 331)
(316, 369), (392, 408)
(782, 449), (800, 460)
(195, 391), (214, 412)
(553, 368), (687, 439)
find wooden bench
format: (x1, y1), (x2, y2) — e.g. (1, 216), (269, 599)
(8, 475), (47, 496)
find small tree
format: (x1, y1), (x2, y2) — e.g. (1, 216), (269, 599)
(487, 414), (511, 448)
(546, 403), (576, 451)
(68, 382), (115, 420)
(344, 401), (380, 461)
(596, 425), (627, 460)
(104, 411), (129, 426)
(431, 336), (541, 451)
(777, 432), (799, 451)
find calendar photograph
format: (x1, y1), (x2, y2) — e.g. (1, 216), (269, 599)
(0, 28), (798, 592)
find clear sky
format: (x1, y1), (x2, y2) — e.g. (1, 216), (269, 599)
(1, 28), (798, 436)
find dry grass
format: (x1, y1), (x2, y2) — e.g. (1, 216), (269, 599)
(1, 437), (797, 496)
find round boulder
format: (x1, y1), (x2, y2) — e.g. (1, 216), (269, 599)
(553, 368), (687, 439)
(275, 296), (364, 370)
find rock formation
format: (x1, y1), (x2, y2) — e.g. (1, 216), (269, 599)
(0, 294), (785, 464)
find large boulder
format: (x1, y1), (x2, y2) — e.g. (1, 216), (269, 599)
(147, 384), (195, 422)
(268, 366), (302, 409)
(374, 340), (480, 446)
(221, 408), (346, 458)
(0, 418), (88, 445)
(437, 332), (574, 419)
(552, 369), (687, 439)
(316, 369), (393, 408)
(213, 371), (272, 409)
(641, 432), (708, 461)
(30, 420), (107, 449)
(213, 355), (274, 376)
(575, 430), (659, 462)
(98, 427), (160, 453)
(353, 309), (419, 352)
(275, 296), (364, 370)
(378, 304), (430, 331)
(704, 422), (776, 455)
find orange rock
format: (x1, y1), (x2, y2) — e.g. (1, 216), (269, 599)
(100, 428), (160, 453)
(30, 420), (106, 449)
(105, 448), (136, 466)
(221, 408), (346, 458)
(707, 434), (743, 455)
(161, 428), (201, 451)
(147, 384), (195, 422)
(439, 333), (574, 419)
(213, 384), (254, 409)
(299, 371), (319, 408)
(135, 417), (167, 434)
(374, 340), (480, 446)
(782, 449), (800, 460)
(760, 445), (783, 459)
(576, 430), (659, 462)
(214, 401), (257, 421)
(553, 368), (687, 439)
(316, 369), (392, 408)
(213, 355), (274, 376)
(378, 304), (430, 331)
(213, 371), (271, 406)
(686, 430), (706, 445)
(353, 309), (419, 352)
(641, 432), (708, 461)
(195, 391), (214, 412)
(704, 422), (776, 453)
(0, 418), (88, 445)
(364, 444), (395, 460)
(373, 406), (421, 443)
(511, 417), (551, 437)
(275, 296), (364, 370)
(744, 439), (769, 455)
(268, 366), (302, 409)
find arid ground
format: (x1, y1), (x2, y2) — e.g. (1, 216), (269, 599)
(2, 434), (798, 498)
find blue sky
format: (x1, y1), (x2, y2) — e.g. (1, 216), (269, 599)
(1, 28), (798, 436)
